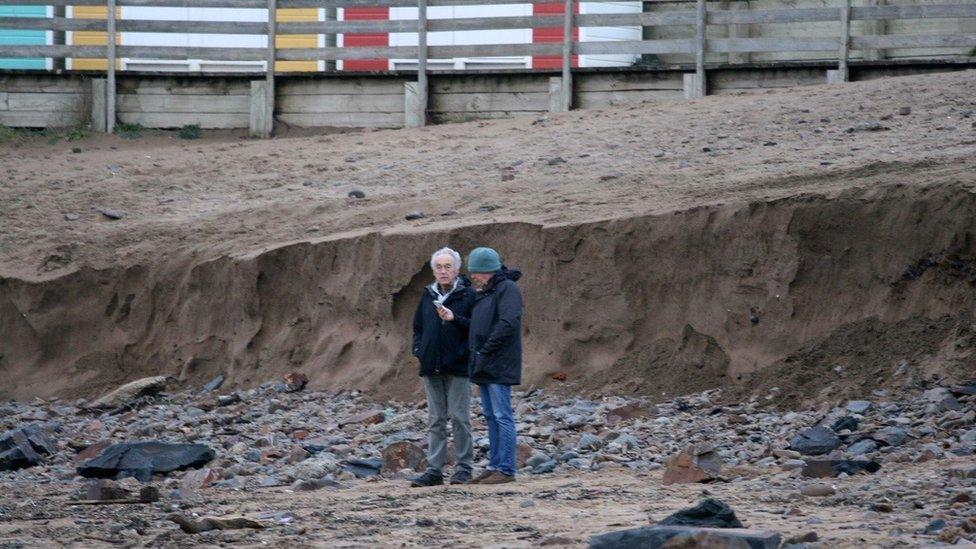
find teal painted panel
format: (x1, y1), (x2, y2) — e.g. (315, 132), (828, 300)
(0, 6), (47, 70)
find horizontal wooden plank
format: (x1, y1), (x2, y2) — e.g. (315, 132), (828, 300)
(281, 78), (408, 96)
(116, 79), (251, 95)
(0, 16), (103, 31)
(277, 111), (403, 127)
(706, 7), (838, 25)
(575, 88), (683, 108)
(0, 45), (105, 58)
(707, 37), (839, 54)
(276, 43), (562, 61)
(277, 92), (403, 113)
(852, 3), (976, 22)
(575, 39), (695, 56)
(118, 19), (267, 34)
(0, 110), (86, 127)
(6, 92), (85, 111)
(0, 76), (86, 93)
(575, 72), (683, 92)
(851, 33), (976, 50)
(430, 110), (541, 123)
(117, 45), (267, 61)
(119, 111), (248, 128)
(117, 93), (249, 113)
(431, 91), (548, 112)
(431, 75), (548, 94)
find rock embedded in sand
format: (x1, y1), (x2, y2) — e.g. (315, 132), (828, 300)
(657, 498), (743, 528)
(801, 459), (880, 478)
(76, 441), (215, 482)
(590, 526), (780, 549)
(662, 444), (722, 485)
(88, 376), (169, 410)
(800, 483), (836, 497)
(405, 211), (425, 220)
(348, 188), (366, 199)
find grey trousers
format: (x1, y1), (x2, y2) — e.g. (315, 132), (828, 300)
(422, 374), (473, 475)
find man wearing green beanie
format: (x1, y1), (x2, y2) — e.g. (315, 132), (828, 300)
(465, 247), (523, 485)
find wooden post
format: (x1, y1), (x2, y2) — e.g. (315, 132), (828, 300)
(690, 0), (706, 98)
(561, 0), (572, 111)
(250, 80), (270, 137)
(836, 0), (851, 83)
(324, 7), (336, 71)
(416, 0), (428, 126)
(52, 6), (65, 71)
(91, 78), (106, 132)
(106, 0), (117, 132)
(264, 0), (276, 137)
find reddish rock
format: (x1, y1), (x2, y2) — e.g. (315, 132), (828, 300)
(283, 372), (308, 392)
(381, 441), (426, 473)
(516, 442), (534, 468)
(662, 444), (722, 485)
(342, 410), (385, 427)
(286, 446), (311, 464)
(74, 440), (112, 465)
(549, 372), (568, 382)
(290, 430), (310, 441)
(606, 404), (649, 426)
(85, 479), (133, 501)
(180, 467), (218, 499)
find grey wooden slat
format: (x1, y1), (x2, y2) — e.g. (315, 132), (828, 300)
(851, 33), (976, 49)
(0, 45), (106, 57)
(851, 3), (976, 21)
(0, 16), (102, 31)
(706, 7), (838, 25)
(706, 37), (839, 53)
(575, 39), (695, 55)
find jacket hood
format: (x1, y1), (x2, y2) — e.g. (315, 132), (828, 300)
(483, 266), (521, 292)
(426, 274), (471, 299)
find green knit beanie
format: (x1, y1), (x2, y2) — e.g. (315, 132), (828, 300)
(467, 247), (502, 273)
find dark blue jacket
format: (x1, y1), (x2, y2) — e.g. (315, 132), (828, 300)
(412, 277), (475, 377)
(468, 267), (523, 386)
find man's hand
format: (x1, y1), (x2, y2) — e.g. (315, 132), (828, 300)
(436, 305), (454, 321)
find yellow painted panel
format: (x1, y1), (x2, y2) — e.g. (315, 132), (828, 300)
(70, 7), (119, 70)
(277, 9), (318, 71)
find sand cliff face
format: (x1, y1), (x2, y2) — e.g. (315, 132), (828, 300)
(3, 182), (974, 402)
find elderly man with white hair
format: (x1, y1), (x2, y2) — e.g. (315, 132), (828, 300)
(409, 247), (476, 487)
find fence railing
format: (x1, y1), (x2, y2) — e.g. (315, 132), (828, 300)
(1, 0), (975, 136)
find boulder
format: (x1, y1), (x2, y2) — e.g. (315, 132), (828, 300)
(281, 372), (308, 393)
(846, 400), (871, 414)
(789, 426), (841, 456)
(657, 499), (743, 528)
(830, 416), (859, 433)
(342, 458), (383, 478)
(801, 459), (880, 478)
(76, 441), (215, 482)
(872, 427), (909, 447)
(846, 439), (878, 456)
(662, 444), (722, 485)
(590, 526), (781, 549)
(88, 376), (169, 410)
(381, 441), (426, 473)
(0, 425), (57, 471)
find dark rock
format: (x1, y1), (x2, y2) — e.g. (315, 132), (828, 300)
(801, 459), (880, 478)
(74, 440), (112, 465)
(291, 478), (342, 491)
(0, 425), (57, 471)
(85, 479), (133, 501)
(217, 393), (241, 407)
(381, 441), (425, 473)
(846, 439), (878, 456)
(168, 514), (264, 534)
(559, 451), (579, 462)
(202, 376), (224, 392)
(532, 460), (557, 475)
(405, 211), (425, 221)
(897, 106), (911, 116)
(950, 383), (976, 397)
(342, 458), (383, 478)
(790, 426), (841, 456)
(846, 400), (871, 414)
(547, 157), (566, 165)
(76, 441), (216, 482)
(872, 427), (908, 447)
(347, 189), (366, 199)
(590, 526), (780, 549)
(657, 498), (743, 529)
(924, 519), (947, 534)
(662, 444), (721, 485)
(830, 416), (859, 433)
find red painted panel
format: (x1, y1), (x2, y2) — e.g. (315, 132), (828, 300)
(344, 7), (389, 71)
(532, 2), (578, 69)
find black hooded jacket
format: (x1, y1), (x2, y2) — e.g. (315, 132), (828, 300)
(412, 276), (476, 377)
(468, 267), (523, 386)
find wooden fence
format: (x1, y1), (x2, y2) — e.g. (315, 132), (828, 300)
(1, 0), (975, 136)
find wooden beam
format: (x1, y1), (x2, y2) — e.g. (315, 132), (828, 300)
(0, 45), (106, 58)
(693, 0), (706, 98)
(851, 33), (976, 49)
(837, 0), (851, 83)
(107, 0), (117, 133)
(416, 0), (428, 127)
(91, 78), (106, 132)
(561, 0), (572, 111)
(265, 0), (276, 137)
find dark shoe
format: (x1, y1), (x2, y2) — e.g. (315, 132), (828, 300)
(478, 471), (515, 485)
(410, 471), (444, 488)
(467, 469), (496, 485)
(450, 469), (471, 485)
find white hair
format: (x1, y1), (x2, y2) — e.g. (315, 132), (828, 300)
(430, 247), (462, 271)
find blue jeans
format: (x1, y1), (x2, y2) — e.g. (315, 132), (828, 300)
(478, 383), (517, 476)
